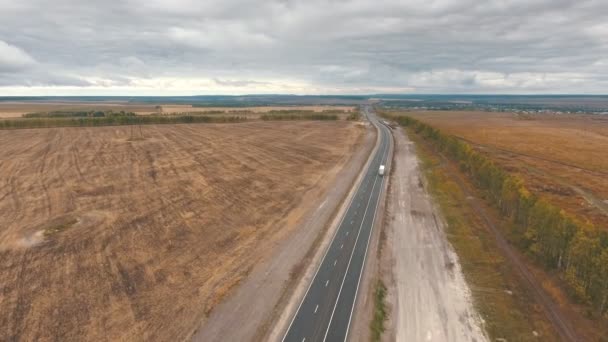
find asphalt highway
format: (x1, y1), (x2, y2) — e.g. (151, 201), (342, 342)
(282, 106), (392, 342)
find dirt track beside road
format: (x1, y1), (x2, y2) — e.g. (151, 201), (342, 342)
(380, 128), (487, 341)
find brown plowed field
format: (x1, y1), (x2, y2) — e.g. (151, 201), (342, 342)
(0, 121), (363, 341)
(407, 111), (608, 229)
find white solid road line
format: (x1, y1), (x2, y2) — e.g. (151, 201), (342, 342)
(322, 158), (383, 342)
(314, 305), (319, 314)
(325, 280), (329, 287)
(282, 109), (387, 342)
(343, 124), (390, 341)
(324, 122), (390, 342)
(280, 117), (382, 342)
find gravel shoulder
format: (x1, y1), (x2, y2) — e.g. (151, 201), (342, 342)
(375, 127), (487, 341)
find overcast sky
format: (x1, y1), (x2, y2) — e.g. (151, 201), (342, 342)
(1, 0), (607, 95)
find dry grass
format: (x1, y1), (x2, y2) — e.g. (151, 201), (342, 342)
(0, 102), (356, 118)
(407, 122), (608, 341)
(407, 111), (608, 229)
(159, 105), (356, 114)
(0, 121), (363, 341)
(0, 101), (160, 117)
(412, 133), (561, 341)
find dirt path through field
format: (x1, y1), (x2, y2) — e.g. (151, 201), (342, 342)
(380, 128), (487, 341)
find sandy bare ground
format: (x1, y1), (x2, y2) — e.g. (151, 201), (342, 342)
(380, 128), (487, 341)
(0, 121), (362, 341)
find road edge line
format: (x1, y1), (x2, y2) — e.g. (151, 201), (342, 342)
(322, 165), (381, 342)
(343, 122), (392, 341)
(278, 108), (382, 342)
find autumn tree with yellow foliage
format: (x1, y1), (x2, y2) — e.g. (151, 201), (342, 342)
(387, 113), (608, 317)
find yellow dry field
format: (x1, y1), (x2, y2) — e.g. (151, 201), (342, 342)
(158, 105), (356, 114)
(408, 111), (608, 229)
(0, 101), (161, 117)
(0, 121), (363, 341)
(0, 102), (356, 118)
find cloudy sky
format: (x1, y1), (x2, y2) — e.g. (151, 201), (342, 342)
(1, 0), (607, 95)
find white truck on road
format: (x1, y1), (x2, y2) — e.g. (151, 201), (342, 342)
(379, 164), (385, 176)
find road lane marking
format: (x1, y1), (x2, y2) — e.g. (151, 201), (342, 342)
(323, 119), (389, 342)
(314, 305), (319, 314)
(340, 244), (343, 249)
(346, 231), (349, 236)
(334, 260), (337, 266)
(350, 220), (354, 225)
(325, 280), (329, 287)
(323, 172), (381, 342)
(344, 124), (391, 341)
(281, 162), (368, 342)
(282, 111), (387, 342)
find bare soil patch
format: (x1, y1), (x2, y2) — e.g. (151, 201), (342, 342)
(0, 121), (362, 341)
(378, 127), (487, 341)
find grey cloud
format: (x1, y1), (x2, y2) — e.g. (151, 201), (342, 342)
(0, 70), (92, 87)
(0, 40), (36, 72)
(213, 78), (271, 87)
(0, 0), (607, 93)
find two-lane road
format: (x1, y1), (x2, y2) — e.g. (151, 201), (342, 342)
(282, 107), (392, 342)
